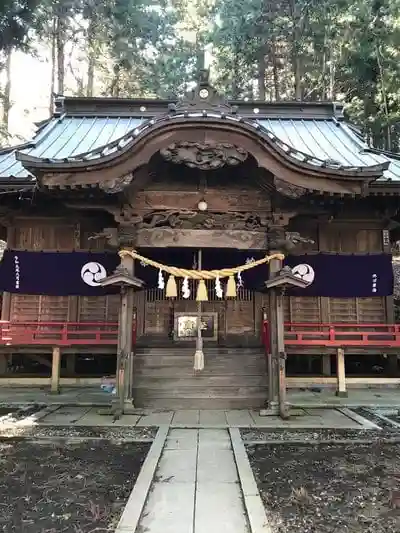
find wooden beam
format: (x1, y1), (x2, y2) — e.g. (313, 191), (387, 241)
(335, 347), (347, 397)
(50, 346), (61, 394)
(136, 228), (268, 249)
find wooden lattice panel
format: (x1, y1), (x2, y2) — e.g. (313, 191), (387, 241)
(10, 295), (69, 322)
(329, 298), (357, 323)
(357, 297), (386, 323)
(288, 296), (321, 323)
(78, 294), (120, 322)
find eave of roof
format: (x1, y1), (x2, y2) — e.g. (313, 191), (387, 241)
(0, 94), (399, 192)
(15, 112), (389, 183)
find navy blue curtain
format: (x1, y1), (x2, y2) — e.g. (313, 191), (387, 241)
(284, 254), (393, 297)
(0, 249), (393, 297)
(0, 250), (120, 296)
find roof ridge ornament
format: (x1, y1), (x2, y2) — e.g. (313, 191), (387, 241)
(168, 69), (237, 115)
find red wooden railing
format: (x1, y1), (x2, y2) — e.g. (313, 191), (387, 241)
(0, 320), (398, 348)
(0, 321), (136, 347)
(262, 321), (400, 349)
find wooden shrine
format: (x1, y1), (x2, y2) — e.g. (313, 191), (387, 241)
(0, 71), (399, 409)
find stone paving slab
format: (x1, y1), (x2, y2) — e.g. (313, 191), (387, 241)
(195, 482), (250, 533)
(225, 409), (254, 426)
(199, 428), (231, 450)
(198, 409), (228, 426)
(38, 406), (91, 425)
(157, 449), (197, 483)
(171, 409), (200, 425)
(165, 428), (198, 450)
(138, 481), (196, 533)
(137, 411), (174, 426)
(197, 448), (238, 483)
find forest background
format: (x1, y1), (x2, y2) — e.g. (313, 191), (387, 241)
(0, 0), (400, 151)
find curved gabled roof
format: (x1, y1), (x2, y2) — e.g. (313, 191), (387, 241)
(0, 95), (399, 187)
(15, 111), (389, 182)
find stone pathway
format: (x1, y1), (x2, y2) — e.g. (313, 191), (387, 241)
(26, 405), (365, 429)
(116, 427), (267, 533)
(1, 386), (400, 409)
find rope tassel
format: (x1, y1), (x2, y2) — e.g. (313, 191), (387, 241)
(196, 279), (208, 301)
(166, 275), (177, 298)
(226, 275), (237, 298)
(194, 349), (204, 371)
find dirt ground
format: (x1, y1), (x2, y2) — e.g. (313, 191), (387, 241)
(247, 441), (400, 533)
(0, 439), (150, 533)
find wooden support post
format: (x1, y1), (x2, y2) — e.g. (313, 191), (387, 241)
(276, 289), (289, 419)
(66, 354), (76, 376)
(322, 354), (331, 376)
(51, 346), (61, 394)
(335, 347), (347, 397)
(114, 252), (136, 414)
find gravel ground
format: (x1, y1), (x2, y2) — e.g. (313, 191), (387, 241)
(240, 427), (400, 443)
(0, 439), (150, 533)
(247, 441), (400, 533)
(0, 404), (43, 421)
(387, 414), (400, 425)
(354, 408), (399, 430)
(0, 424), (157, 440)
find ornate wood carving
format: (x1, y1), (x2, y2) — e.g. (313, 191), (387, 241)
(169, 68), (235, 114)
(274, 177), (307, 199)
(99, 174), (133, 194)
(136, 228), (268, 249)
(111, 209), (271, 231)
(160, 141), (248, 170)
(128, 189), (271, 213)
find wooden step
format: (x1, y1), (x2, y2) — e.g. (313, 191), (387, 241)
(132, 345), (268, 409)
(133, 375), (266, 388)
(132, 396), (266, 410)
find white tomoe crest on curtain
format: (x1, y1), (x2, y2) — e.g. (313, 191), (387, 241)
(81, 262), (107, 286)
(292, 263), (315, 284)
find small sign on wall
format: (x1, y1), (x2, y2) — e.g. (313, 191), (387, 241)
(174, 312), (218, 341)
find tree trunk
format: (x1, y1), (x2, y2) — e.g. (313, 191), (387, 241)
(289, 0), (302, 100)
(232, 41), (240, 99)
(271, 37), (280, 101)
(55, 16), (65, 95)
(110, 63), (121, 97)
(2, 47), (12, 130)
(257, 52), (266, 101)
(86, 17), (96, 97)
(49, 17), (57, 114)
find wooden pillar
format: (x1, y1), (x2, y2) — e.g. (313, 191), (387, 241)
(51, 346), (61, 394)
(267, 256), (282, 408)
(115, 251), (135, 413)
(276, 288), (289, 419)
(335, 347), (347, 397)
(264, 251), (289, 418)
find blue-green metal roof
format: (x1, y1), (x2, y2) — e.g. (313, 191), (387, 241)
(0, 103), (399, 181)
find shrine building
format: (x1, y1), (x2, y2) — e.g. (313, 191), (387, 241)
(0, 74), (398, 409)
